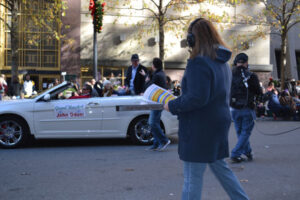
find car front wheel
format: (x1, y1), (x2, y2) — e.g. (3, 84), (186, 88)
(128, 116), (165, 145)
(0, 116), (30, 148)
(129, 116), (153, 145)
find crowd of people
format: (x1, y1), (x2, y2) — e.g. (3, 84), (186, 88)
(256, 80), (300, 121)
(0, 74), (37, 100)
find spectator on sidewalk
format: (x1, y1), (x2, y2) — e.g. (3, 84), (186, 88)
(279, 90), (297, 118)
(48, 78), (60, 89)
(8, 76), (23, 99)
(0, 74), (8, 101)
(23, 74), (35, 98)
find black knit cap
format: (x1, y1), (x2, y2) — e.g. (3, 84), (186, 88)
(234, 53), (248, 65)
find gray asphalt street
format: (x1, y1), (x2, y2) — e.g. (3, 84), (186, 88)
(0, 120), (300, 200)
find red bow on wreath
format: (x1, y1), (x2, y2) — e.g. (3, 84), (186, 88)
(89, 0), (95, 18)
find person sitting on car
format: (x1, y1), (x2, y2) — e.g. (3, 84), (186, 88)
(69, 84), (92, 99)
(102, 80), (118, 97)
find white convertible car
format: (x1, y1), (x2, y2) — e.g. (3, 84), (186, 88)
(0, 82), (178, 148)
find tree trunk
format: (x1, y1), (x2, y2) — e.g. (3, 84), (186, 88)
(10, 2), (19, 85)
(280, 33), (287, 91)
(158, 21), (165, 69)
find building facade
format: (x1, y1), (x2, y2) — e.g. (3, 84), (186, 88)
(0, 0), (61, 91)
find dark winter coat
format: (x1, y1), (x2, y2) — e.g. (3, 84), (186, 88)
(145, 69), (167, 90)
(168, 46), (232, 163)
(231, 66), (262, 109)
(125, 64), (148, 95)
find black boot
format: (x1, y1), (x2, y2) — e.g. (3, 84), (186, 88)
(231, 156), (245, 163)
(246, 153), (253, 161)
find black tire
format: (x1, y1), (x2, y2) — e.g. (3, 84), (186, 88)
(128, 115), (165, 145)
(0, 116), (30, 149)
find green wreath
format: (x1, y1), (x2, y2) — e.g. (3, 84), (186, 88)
(94, 2), (105, 33)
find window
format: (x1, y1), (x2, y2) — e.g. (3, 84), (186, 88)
(3, 0), (60, 69)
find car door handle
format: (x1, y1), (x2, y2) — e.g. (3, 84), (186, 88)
(87, 102), (99, 106)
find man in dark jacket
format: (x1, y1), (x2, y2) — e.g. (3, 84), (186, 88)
(125, 54), (148, 95)
(147, 58), (170, 151)
(230, 53), (263, 163)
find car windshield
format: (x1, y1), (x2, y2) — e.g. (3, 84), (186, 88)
(32, 82), (70, 100)
(30, 87), (53, 99)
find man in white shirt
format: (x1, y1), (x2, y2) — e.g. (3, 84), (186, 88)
(23, 74), (34, 97)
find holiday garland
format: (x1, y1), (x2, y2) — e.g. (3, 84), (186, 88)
(89, 0), (105, 33)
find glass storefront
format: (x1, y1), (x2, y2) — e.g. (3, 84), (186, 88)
(0, 0), (60, 91)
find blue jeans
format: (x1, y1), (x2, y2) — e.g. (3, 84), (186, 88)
(182, 160), (249, 200)
(231, 108), (255, 158)
(148, 110), (168, 146)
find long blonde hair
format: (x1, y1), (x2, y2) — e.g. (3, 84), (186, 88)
(189, 18), (228, 60)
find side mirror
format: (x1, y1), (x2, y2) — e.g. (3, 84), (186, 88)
(43, 94), (51, 101)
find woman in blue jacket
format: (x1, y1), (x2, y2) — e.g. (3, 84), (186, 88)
(164, 18), (249, 200)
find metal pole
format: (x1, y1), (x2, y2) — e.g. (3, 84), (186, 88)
(93, 0), (98, 81)
(93, 28), (98, 80)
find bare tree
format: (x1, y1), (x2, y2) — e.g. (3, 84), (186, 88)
(241, 0), (300, 89)
(107, 0), (231, 67)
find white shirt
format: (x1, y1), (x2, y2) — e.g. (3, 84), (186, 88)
(24, 80), (33, 96)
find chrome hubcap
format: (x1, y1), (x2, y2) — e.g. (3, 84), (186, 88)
(134, 119), (153, 143)
(0, 121), (23, 146)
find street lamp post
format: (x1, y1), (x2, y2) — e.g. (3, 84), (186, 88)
(93, 10), (98, 81)
(89, 0), (105, 81)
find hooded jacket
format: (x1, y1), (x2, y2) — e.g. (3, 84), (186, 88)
(168, 46), (232, 163)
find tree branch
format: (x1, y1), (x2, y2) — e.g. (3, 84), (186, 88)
(6, 0), (13, 9)
(163, 0), (175, 15)
(143, 7), (158, 18)
(261, 0), (282, 23)
(149, 0), (159, 9)
(163, 0), (206, 15)
(110, 6), (158, 18)
(287, 20), (300, 32)
(0, 3), (10, 10)
(0, 17), (11, 30)
(285, 0), (297, 26)
(164, 16), (189, 23)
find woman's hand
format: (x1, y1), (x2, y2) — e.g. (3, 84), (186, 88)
(164, 102), (170, 112)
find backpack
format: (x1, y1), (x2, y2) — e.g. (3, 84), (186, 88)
(230, 68), (252, 109)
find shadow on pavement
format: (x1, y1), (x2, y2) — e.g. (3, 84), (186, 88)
(27, 136), (178, 149)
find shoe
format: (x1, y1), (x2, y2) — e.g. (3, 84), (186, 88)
(146, 145), (159, 151)
(158, 140), (171, 151)
(231, 156), (245, 163)
(246, 153), (253, 161)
